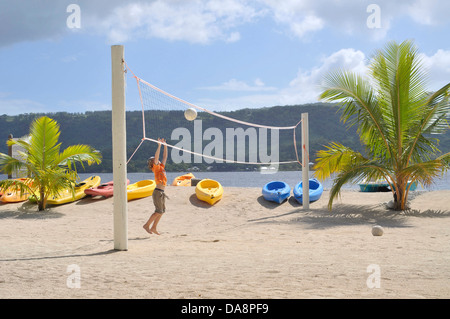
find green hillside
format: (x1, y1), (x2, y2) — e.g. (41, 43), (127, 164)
(1, 103), (449, 173)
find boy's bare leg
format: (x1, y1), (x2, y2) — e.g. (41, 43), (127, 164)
(143, 212), (162, 235)
(143, 212), (158, 234)
(149, 213), (162, 235)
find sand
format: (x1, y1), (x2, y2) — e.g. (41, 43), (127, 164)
(0, 187), (449, 299)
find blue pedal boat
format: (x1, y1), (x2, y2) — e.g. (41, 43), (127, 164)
(293, 178), (323, 204)
(262, 181), (291, 204)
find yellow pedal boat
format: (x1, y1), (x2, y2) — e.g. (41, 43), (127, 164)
(195, 179), (223, 205)
(172, 173), (195, 186)
(47, 176), (101, 205)
(127, 180), (156, 201)
(0, 178), (34, 203)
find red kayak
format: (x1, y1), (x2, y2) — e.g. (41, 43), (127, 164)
(84, 179), (130, 198)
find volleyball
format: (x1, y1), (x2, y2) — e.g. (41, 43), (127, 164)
(372, 225), (384, 236)
(184, 108), (197, 121)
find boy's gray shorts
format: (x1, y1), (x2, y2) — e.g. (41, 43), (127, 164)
(152, 188), (166, 214)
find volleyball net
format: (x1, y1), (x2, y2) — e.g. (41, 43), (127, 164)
(124, 61), (306, 169)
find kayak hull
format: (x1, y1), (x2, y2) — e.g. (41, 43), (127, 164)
(127, 180), (156, 201)
(84, 179), (130, 198)
(172, 173), (195, 186)
(0, 178), (34, 203)
(195, 179), (223, 205)
(47, 176), (102, 205)
(262, 181), (291, 204)
(293, 178), (323, 204)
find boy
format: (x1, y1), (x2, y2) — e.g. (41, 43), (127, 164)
(143, 138), (168, 235)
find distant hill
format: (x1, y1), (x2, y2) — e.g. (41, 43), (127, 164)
(1, 103), (449, 172)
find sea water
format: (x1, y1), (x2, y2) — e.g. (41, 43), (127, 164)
(1, 170), (449, 190)
(77, 170), (449, 191)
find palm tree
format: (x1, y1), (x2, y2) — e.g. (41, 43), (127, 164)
(314, 40), (450, 210)
(0, 116), (102, 211)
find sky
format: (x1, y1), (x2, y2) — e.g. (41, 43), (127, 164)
(0, 0), (449, 115)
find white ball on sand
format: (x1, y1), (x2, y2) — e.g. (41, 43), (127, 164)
(184, 108), (197, 121)
(372, 225), (384, 236)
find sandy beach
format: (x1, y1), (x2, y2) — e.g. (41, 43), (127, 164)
(0, 187), (449, 299)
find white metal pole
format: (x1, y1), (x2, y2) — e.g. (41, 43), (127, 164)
(111, 45), (128, 251)
(301, 112), (309, 210)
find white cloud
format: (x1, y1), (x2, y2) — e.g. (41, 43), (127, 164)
(198, 48), (368, 110)
(0, 0), (262, 47)
(198, 46), (450, 111)
(407, 0), (450, 26)
(90, 0), (262, 44)
(281, 48), (367, 104)
(260, 0), (449, 41)
(1, 0), (449, 47)
(420, 49), (450, 90)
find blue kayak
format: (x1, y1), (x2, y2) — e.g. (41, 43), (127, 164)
(293, 178), (323, 204)
(262, 181), (291, 204)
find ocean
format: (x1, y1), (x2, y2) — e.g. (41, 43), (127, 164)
(1, 170), (449, 191)
(77, 170), (449, 191)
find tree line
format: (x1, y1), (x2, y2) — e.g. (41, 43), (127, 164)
(1, 102), (448, 173)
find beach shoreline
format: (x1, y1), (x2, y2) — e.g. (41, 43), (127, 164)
(1, 187), (449, 299)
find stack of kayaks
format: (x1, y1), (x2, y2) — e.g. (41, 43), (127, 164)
(195, 179), (223, 205)
(407, 181), (418, 191)
(0, 178), (34, 203)
(293, 178), (323, 204)
(46, 176), (102, 205)
(172, 173), (195, 186)
(359, 178), (418, 192)
(127, 180), (156, 201)
(262, 181), (291, 204)
(359, 178), (390, 192)
(85, 179), (130, 198)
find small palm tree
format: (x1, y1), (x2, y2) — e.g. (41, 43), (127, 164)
(0, 116), (102, 211)
(314, 40), (450, 210)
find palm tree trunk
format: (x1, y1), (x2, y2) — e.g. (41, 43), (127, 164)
(393, 180), (407, 210)
(38, 187), (46, 211)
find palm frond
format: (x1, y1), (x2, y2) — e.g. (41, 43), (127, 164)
(327, 161), (392, 210)
(405, 83), (450, 165)
(0, 153), (31, 176)
(313, 142), (368, 180)
(57, 145), (102, 168)
(28, 117), (62, 169)
(320, 69), (392, 159)
(0, 178), (35, 198)
(401, 153), (450, 187)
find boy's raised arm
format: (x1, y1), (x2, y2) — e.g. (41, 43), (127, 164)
(162, 138), (168, 166)
(154, 138), (162, 162)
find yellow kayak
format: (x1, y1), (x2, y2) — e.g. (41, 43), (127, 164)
(195, 179), (223, 205)
(0, 178), (34, 203)
(127, 180), (156, 201)
(47, 176), (101, 205)
(172, 173), (195, 186)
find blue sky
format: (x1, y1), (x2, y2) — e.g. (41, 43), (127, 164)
(0, 0), (449, 115)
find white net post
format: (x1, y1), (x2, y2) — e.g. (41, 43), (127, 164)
(301, 112), (309, 210)
(111, 45), (128, 251)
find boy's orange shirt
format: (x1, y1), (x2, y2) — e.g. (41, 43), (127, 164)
(152, 163), (167, 186)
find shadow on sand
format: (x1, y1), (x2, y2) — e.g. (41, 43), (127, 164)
(248, 200), (450, 230)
